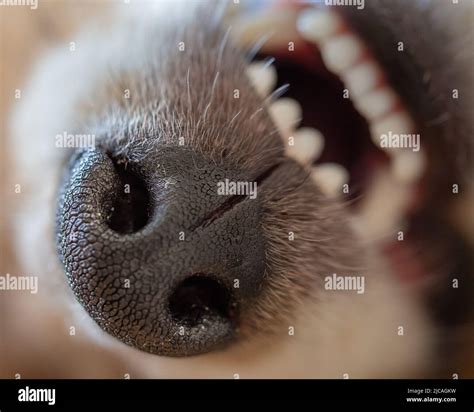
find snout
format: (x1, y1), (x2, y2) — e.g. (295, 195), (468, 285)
(56, 147), (266, 356)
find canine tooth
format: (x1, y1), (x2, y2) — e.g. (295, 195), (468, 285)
(311, 163), (349, 197)
(320, 34), (365, 73)
(370, 112), (414, 150)
(354, 87), (399, 121)
(392, 150), (426, 184)
(286, 127), (325, 164)
(297, 9), (343, 43)
(268, 98), (302, 137)
(341, 61), (383, 99)
(246, 62), (277, 97)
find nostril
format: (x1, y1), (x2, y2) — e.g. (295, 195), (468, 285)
(107, 156), (151, 234)
(169, 275), (236, 327)
(58, 149), (265, 356)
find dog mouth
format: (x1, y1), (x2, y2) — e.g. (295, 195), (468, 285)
(229, 1), (470, 292)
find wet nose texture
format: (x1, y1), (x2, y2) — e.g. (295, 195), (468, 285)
(56, 147), (266, 356)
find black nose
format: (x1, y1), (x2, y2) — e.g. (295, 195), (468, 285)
(56, 147), (266, 356)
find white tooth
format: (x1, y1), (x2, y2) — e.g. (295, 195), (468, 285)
(356, 167), (412, 241)
(268, 98), (302, 137)
(370, 111), (414, 151)
(341, 61), (383, 99)
(391, 150), (426, 184)
(246, 62), (277, 98)
(286, 127), (325, 164)
(297, 9), (343, 44)
(232, 9), (299, 51)
(320, 34), (365, 74)
(311, 163), (349, 197)
(354, 87), (399, 121)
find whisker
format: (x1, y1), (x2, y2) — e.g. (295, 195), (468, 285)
(246, 31), (274, 62)
(266, 83), (290, 103)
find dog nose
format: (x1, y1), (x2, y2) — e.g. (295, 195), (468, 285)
(56, 147), (266, 356)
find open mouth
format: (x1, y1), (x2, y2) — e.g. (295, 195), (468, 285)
(230, 3), (435, 284)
